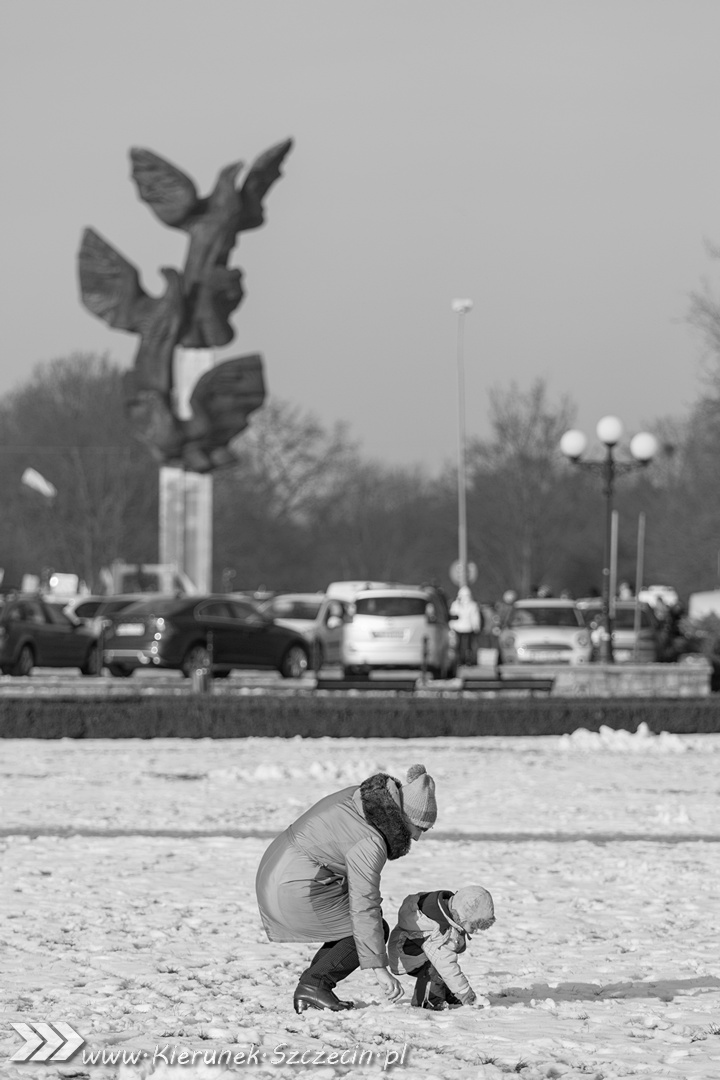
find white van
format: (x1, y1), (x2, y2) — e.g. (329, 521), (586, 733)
(340, 585), (457, 679)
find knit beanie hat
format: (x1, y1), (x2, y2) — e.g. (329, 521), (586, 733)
(450, 885), (495, 934)
(401, 764), (437, 829)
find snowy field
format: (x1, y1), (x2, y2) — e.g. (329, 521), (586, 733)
(1, 727), (719, 1080)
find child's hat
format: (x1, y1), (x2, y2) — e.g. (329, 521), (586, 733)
(401, 764), (437, 829)
(451, 886), (495, 934)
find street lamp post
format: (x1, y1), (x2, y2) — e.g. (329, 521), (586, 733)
(451, 299), (473, 588)
(560, 416), (658, 663)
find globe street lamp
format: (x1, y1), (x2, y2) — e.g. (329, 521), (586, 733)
(560, 416), (658, 663)
(452, 299), (473, 588)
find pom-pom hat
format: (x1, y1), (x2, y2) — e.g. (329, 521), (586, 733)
(401, 764), (437, 829)
(451, 885), (495, 936)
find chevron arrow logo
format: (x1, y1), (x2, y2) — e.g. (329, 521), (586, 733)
(11, 1022), (85, 1062)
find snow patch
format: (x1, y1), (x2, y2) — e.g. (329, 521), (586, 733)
(560, 722), (688, 753)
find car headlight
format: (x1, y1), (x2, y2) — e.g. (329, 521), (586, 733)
(576, 632), (590, 646)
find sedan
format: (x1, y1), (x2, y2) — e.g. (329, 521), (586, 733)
(0, 594), (100, 676)
(102, 594), (310, 678)
(498, 598), (592, 665)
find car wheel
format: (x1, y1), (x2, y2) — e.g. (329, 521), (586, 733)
(12, 645), (34, 677)
(213, 669), (231, 679)
(279, 644), (309, 679)
(182, 644), (212, 679)
(108, 664), (132, 678)
(81, 644), (101, 676)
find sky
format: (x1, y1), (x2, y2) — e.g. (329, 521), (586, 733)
(3, 0), (720, 471)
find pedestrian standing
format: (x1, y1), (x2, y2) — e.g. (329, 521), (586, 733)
(450, 586), (482, 666)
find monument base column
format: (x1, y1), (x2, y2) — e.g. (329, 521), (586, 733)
(159, 348), (215, 593)
(159, 468), (213, 593)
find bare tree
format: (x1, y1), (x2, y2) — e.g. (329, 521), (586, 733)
(466, 379), (577, 597)
(0, 354), (158, 589)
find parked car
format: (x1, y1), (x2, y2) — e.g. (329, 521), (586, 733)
(0, 594), (100, 676)
(498, 598), (592, 665)
(101, 594), (310, 678)
(260, 592), (346, 668)
(340, 584), (457, 679)
(576, 598), (661, 663)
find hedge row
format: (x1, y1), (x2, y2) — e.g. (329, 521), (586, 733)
(1, 694), (720, 738)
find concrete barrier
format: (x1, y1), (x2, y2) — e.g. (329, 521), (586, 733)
(548, 660), (712, 697)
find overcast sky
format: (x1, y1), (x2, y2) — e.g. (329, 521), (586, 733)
(3, 0), (720, 470)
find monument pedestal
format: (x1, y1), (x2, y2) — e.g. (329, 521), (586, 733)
(159, 349), (215, 593)
(159, 467), (212, 593)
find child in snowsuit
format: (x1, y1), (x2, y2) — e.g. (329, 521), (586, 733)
(388, 885), (495, 1009)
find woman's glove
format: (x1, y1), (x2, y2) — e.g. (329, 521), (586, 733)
(373, 967), (404, 1002)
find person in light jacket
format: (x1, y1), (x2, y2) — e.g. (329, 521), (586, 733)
(450, 586), (483, 666)
(256, 764), (437, 1013)
(388, 884), (495, 1009)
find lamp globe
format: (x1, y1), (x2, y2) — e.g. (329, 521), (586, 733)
(596, 415), (623, 447)
(630, 432), (659, 462)
(560, 429), (588, 461)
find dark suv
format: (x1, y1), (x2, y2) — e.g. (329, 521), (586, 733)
(0, 594), (100, 676)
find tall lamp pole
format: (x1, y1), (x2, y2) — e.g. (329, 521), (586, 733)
(560, 416), (658, 663)
(452, 299), (473, 588)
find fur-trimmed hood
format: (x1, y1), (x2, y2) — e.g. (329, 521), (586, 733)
(359, 773), (412, 860)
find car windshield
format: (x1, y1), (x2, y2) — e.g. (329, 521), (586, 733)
(580, 605), (655, 630)
(98, 599), (143, 615)
(355, 596), (427, 618)
(511, 606), (581, 628)
(268, 599), (322, 620)
(118, 598), (183, 616)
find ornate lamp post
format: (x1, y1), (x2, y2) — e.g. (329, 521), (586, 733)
(451, 299), (473, 589)
(560, 416), (658, 663)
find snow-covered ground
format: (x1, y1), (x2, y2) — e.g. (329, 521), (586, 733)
(1, 727), (719, 1080)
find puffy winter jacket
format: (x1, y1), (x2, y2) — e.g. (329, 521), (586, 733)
(256, 773), (413, 969)
(388, 889), (475, 1003)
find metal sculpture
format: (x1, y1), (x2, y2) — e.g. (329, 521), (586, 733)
(78, 139), (293, 472)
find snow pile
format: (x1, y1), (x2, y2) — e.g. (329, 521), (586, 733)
(559, 721), (688, 753)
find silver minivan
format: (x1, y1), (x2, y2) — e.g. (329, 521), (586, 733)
(340, 585), (457, 679)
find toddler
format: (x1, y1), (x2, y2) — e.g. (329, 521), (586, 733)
(388, 885), (495, 1009)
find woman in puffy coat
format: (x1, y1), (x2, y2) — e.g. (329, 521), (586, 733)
(255, 764), (437, 1013)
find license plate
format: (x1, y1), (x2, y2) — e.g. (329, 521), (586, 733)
(116, 623), (145, 636)
(527, 650), (565, 662)
(372, 630), (406, 639)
